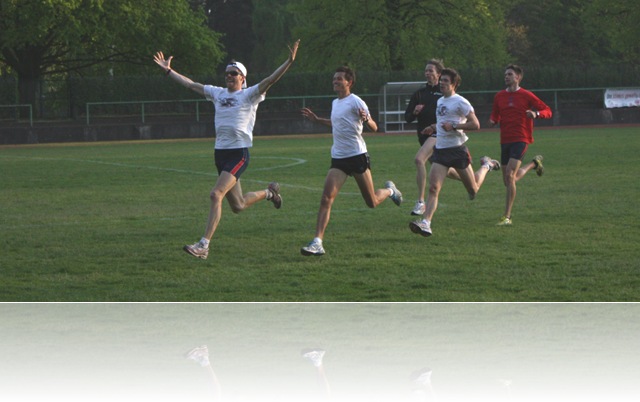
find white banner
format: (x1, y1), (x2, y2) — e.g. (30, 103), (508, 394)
(604, 88), (640, 108)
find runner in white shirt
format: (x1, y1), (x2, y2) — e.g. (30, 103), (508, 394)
(409, 68), (500, 237)
(299, 66), (404, 256)
(153, 40), (300, 260)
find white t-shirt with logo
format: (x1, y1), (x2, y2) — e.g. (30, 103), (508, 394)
(435, 94), (473, 149)
(203, 84), (265, 149)
(330, 94), (369, 159)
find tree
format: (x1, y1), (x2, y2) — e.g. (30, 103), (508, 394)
(505, 0), (592, 66)
(0, 0), (224, 115)
(582, 0), (640, 64)
(287, 0), (509, 73)
(189, 0), (255, 70)
(251, 0), (292, 73)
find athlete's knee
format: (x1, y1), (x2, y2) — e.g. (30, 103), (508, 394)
(210, 188), (226, 202)
(428, 182), (441, 195)
(320, 193), (335, 208)
(364, 197), (376, 208)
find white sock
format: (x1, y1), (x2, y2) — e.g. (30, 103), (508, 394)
(265, 188), (272, 200)
(313, 237), (322, 245)
(200, 238), (210, 248)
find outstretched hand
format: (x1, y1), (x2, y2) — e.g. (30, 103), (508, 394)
(301, 107), (318, 122)
(153, 51), (173, 72)
(288, 39), (301, 62)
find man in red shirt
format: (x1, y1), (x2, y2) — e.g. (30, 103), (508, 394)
(489, 64), (552, 226)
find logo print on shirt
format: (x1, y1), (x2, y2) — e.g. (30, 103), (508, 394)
(218, 97), (238, 108)
(437, 104), (448, 116)
(508, 96), (514, 107)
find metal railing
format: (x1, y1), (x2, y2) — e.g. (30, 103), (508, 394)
(0, 104), (33, 127)
(4, 88), (631, 131)
(379, 86), (622, 132)
(84, 94), (379, 126)
(85, 99), (211, 125)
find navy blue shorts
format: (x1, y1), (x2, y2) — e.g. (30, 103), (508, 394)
(429, 145), (472, 169)
(214, 148), (250, 178)
(500, 142), (528, 166)
(330, 153), (371, 176)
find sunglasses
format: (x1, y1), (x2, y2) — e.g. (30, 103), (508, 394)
(225, 70), (241, 77)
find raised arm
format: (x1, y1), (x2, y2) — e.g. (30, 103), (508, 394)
(153, 51), (205, 96)
(257, 40), (300, 94)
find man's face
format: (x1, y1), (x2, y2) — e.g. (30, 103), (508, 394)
(332, 72), (351, 92)
(504, 69), (521, 87)
(425, 64), (439, 86)
(225, 68), (245, 89)
(439, 75), (454, 94)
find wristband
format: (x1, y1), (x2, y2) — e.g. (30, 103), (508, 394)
(165, 69), (172, 76)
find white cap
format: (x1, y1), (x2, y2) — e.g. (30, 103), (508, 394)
(227, 61), (247, 88)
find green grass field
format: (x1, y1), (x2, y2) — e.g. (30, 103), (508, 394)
(1, 126), (639, 301)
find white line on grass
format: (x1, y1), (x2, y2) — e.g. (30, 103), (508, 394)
(0, 154), (358, 195)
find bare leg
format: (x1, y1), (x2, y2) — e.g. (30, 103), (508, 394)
(415, 139), (460, 204)
(415, 137), (436, 203)
(423, 163), (449, 222)
(502, 158), (522, 219)
(185, 345), (222, 402)
(314, 168), (348, 240)
(202, 172), (237, 241)
(353, 169), (393, 208)
(224, 178), (269, 213)
(515, 160), (536, 181)
(204, 364), (222, 402)
(302, 349), (331, 400)
(202, 173), (274, 240)
(458, 161), (494, 200)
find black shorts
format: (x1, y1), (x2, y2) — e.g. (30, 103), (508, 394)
(429, 145), (472, 169)
(214, 148), (250, 178)
(331, 153), (371, 176)
(500, 142), (529, 166)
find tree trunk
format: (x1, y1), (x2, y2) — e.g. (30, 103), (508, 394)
(17, 73), (41, 119)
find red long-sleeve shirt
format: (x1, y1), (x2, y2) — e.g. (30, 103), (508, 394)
(490, 88), (552, 144)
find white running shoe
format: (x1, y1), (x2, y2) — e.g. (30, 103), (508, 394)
(385, 181), (403, 206)
(480, 156), (501, 171)
(411, 200), (425, 216)
(302, 348), (326, 367)
(409, 220), (432, 237)
(183, 241), (209, 259)
(185, 345), (210, 367)
(301, 240), (325, 256)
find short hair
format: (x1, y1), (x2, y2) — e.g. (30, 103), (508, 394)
(426, 59), (444, 74)
(506, 64), (523, 77)
(440, 68), (461, 89)
(336, 65), (356, 86)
